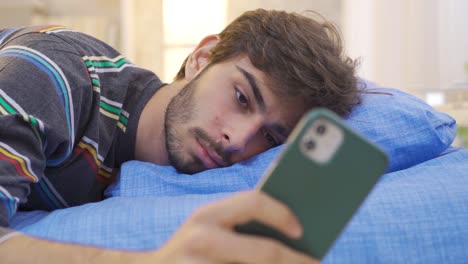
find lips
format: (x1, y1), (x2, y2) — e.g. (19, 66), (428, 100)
(196, 137), (226, 169)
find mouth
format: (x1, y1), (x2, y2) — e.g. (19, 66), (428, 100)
(195, 137), (226, 169)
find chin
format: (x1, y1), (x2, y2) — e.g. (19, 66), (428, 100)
(169, 152), (206, 175)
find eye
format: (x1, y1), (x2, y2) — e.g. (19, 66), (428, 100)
(262, 129), (279, 147)
(235, 88), (248, 107)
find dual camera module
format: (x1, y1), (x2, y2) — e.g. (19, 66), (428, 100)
(303, 123), (327, 150)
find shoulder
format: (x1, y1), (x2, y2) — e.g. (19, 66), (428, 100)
(0, 25), (120, 58)
(2, 26), (74, 46)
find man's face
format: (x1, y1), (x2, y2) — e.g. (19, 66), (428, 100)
(165, 56), (304, 174)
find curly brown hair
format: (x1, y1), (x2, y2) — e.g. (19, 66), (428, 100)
(175, 9), (360, 116)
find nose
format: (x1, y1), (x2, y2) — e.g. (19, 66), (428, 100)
(222, 117), (263, 152)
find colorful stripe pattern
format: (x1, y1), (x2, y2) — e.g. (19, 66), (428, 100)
(32, 177), (69, 209)
(118, 109), (129, 133)
(0, 100), (68, 210)
(83, 55), (136, 73)
(82, 55), (131, 132)
(0, 142), (39, 183)
(0, 40), (75, 211)
(98, 164), (114, 182)
(0, 89), (42, 183)
(0, 46), (75, 166)
(34, 25), (77, 35)
(0, 89), (46, 145)
(0, 28), (19, 46)
(74, 137), (113, 183)
(0, 143), (69, 213)
(0, 26), (137, 215)
(0, 186), (19, 219)
(38, 26), (117, 183)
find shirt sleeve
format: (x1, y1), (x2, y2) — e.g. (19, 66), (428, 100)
(0, 31), (91, 229)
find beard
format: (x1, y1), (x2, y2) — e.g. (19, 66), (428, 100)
(164, 69), (230, 174)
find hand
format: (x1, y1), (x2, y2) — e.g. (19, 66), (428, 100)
(147, 191), (320, 264)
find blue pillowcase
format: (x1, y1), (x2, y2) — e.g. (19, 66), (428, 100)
(345, 81), (457, 172)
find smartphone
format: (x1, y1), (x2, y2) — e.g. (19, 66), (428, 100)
(235, 108), (388, 259)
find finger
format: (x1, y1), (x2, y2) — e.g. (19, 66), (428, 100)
(196, 226), (319, 264)
(191, 191), (302, 239)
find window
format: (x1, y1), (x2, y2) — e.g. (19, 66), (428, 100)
(162, 0), (227, 81)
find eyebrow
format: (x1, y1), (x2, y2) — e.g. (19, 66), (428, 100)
(236, 65), (266, 112)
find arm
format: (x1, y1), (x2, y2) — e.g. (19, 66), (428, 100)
(0, 191), (319, 264)
(0, 33), (75, 227)
(0, 233), (128, 264)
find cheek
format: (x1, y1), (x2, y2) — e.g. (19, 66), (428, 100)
(199, 92), (237, 121)
(198, 90), (233, 114)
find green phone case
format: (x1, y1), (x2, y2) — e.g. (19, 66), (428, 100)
(236, 108), (388, 259)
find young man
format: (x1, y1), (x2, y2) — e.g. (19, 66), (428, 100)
(0, 9), (358, 263)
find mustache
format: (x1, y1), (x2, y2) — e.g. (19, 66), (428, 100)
(191, 127), (231, 165)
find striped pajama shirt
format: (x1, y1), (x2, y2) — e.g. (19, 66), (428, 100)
(0, 26), (163, 237)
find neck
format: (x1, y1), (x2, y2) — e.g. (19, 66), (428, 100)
(134, 79), (187, 165)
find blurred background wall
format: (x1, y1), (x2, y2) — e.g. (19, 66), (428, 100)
(1, 0), (467, 146)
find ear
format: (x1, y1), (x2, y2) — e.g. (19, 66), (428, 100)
(184, 34), (220, 81)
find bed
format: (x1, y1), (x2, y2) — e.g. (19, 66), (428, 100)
(11, 81), (468, 263)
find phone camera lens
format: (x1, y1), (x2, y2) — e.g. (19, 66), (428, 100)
(316, 124), (326, 135)
(305, 140), (316, 150)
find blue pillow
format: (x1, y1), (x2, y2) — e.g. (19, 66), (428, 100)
(12, 148), (468, 264)
(346, 81), (456, 172)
